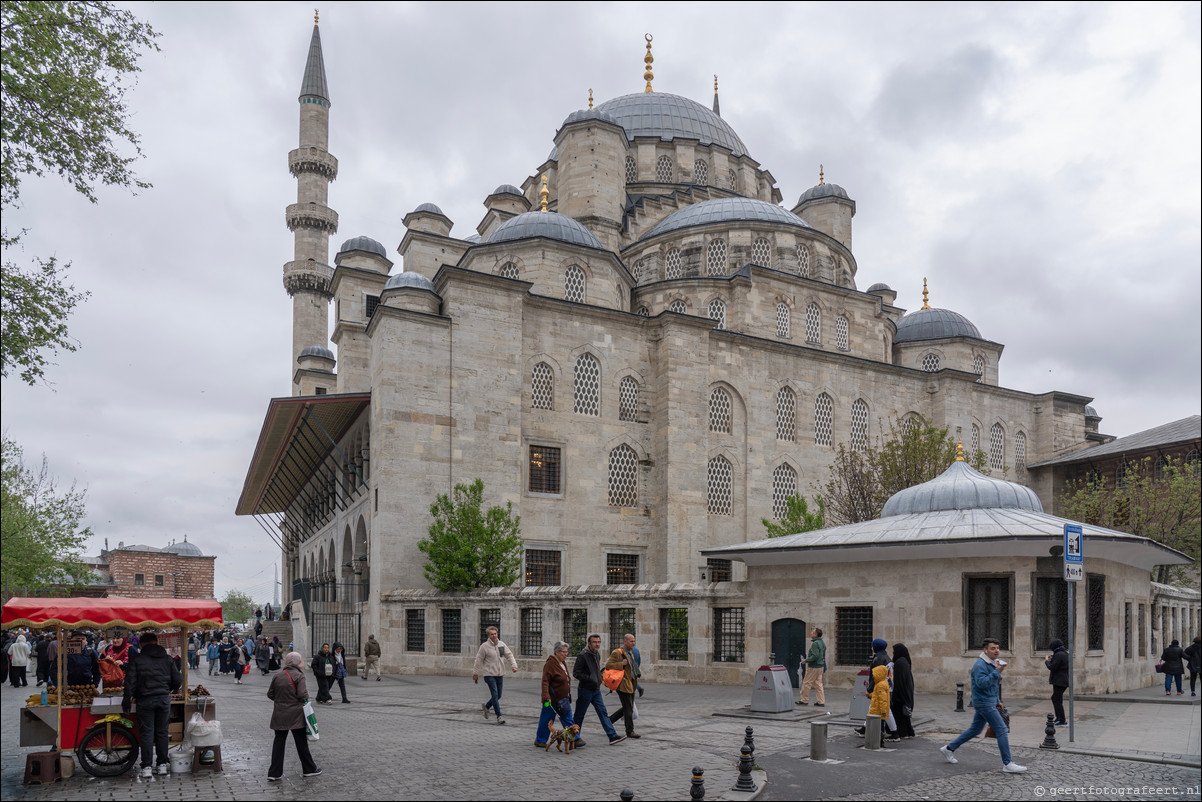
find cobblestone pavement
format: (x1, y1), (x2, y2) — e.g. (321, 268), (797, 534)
(3, 664), (1198, 801)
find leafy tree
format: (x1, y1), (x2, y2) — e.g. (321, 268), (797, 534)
(418, 478), (522, 592)
(761, 494), (826, 538)
(1059, 456), (1200, 586)
(1, 1), (159, 383)
(219, 590), (256, 625)
(1, 436), (93, 595)
(822, 415), (989, 525)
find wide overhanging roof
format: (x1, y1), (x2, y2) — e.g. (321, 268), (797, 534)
(2, 598), (223, 630)
(236, 393), (370, 516)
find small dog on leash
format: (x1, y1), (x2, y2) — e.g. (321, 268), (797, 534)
(545, 723), (581, 753)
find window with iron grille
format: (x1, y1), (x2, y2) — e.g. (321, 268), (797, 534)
(1116, 461), (1132, 489)
(1015, 432), (1027, 480)
(366, 294), (380, 319)
(531, 362), (554, 410)
(901, 414), (919, 436)
(965, 576), (1011, 651)
(619, 376), (639, 422)
(499, 262), (519, 280)
(608, 607), (636, 651)
(713, 607), (745, 662)
(565, 265), (586, 303)
(805, 303), (821, 344)
(921, 353), (940, 372)
(442, 609), (462, 653)
(751, 238), (772, 267)
(851, 399), (869, 451)
(708, 456), (733, 515)
(708, 298), (726, 330)
(660, 608), (689, 661)
(1124, 602), (1132, 659)
(563, 609), (588, 654)
(135, 573), (145, 586)
(625, 156), (637, 183)
(669, 299), (687, 314)
(771, 463), (797, 520)
(1087, 575), (1105, 650)
(574, 354), (600, 415)
(525, 549), (561, 586)
(637, 305), (650, 317)
(608, 445), (638, 507)
(479, 608), (501, 643)
(520, 608), (543, 656)
(693, 159), (708, 185)
(973, 354), (985, 382)
(835, 606), (873, 665)
(606, 553), (639, 585)
(528, 445), (561, 494)
(727, 168), (737, 190)
(836, 316), (849, 351)
(814, 393), (833, 447)
(665, 248), (683, 279)
(707, 558), (733, 583)
(970, 424), (980, 456)
(797, 246), (810, 277)
(1138, 603), (1146, 657)
(709, 387), (732, 434)
(154, 574), (164, 587)
(989, 423), (1005, 470)
(406, 609), (426, 652)
(707, 239), (727, 275)
(776, 303), (790, 339)
(1032, 576), (1072, 650)
(656, 155), (674, 182)
(776, 387), (796, 441)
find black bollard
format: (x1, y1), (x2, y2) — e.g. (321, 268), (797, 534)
(1039, 713), (1060, 750)
(734, 745), (758, 793)
(743, 725), (755, 757)
(690, 766), (705, 800)
(620, 790), (634, 802)
(955, 682), (965, 712)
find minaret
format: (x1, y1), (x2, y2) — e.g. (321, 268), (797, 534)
(284, 13), (339, 395)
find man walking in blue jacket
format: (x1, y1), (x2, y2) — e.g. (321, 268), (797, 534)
(941, 637), (1026, 773)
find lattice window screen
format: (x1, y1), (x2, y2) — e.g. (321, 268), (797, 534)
(709, 388), (732, 434)
(851, 399), (869, 450)
(565, 266), (585, 303)
(625, 156), (637, 183)
(990, 423), (1005, 470)
(531, 363), (554, 410)
(499, 262), (519, 279)
(707, 239), (727, 275)
(776, 303), (790, 339)
(751, 238), (772, 267)
(665, 248), (683, 279)
(619, 377), (639, 422)
(806, 303), (821, 344)
(573, 354), (600, 416)
(707, 457), (733, 515)
(656, 155), (674, 182)
(771, 463), (797, 519)
(693, 159), (708, 185)
(776, 387), (796, 442)
(814, 393), (833, 446)
(608, 445), (638, 507)
(836, 316), (849, 351)
(708, 298), (726, 330)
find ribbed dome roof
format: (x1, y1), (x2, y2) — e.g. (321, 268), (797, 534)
(384, 272), (435, 291)
(486, 211), (604, 250)
(881, 459), (1043, 517)
(595, 92), (750, 157)
(893, 307), (982, 343)
(299, 345), (335, 360)
(337, 236), (387, 258)
(163, 539), (204, 557)
(1085, 406), (1100, 419)
(640, 197), (810, 241)
(490, 184), (523, 197)
(797, 182), (851, 204)
(561, 108), (623, 129)
(867, 282), (893, 293)
(411, 202), (447, 217)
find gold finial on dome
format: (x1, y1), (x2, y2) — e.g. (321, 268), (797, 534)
(956, 440), (965, 462)
(922, 277), (930, 309)
(540, 174), (549, 212)
(714, 74), (719, 92)
(314, 9), (319, 25)
(643, 34), (655, 93)
(588, 88), (593, 110)
(819, 164), (825, 185)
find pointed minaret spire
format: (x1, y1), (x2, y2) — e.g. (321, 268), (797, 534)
(712, 75), (720, 116)
(299, 11), (330, 104)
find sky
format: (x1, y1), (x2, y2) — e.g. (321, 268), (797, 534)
(3, 2), (1199, 601)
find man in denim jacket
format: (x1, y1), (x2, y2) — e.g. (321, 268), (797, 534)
(940, 637), (1027, 773)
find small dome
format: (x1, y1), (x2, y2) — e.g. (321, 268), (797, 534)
(797, 183), (851, 204)
(881, 459), (1043, 517)
(463, 233), (482, 244)
(560, 108), (623, 129)
(595, 92), (750, 157)
(411, 202), (448, 217)
(1085, 406), (1100, 419)
(893, 307), (982, 344)
(547, 144), (559, 162)
(867, 282), (893, 293)
(163, 539), (203, 557)
(337, 236), (387, 259)
(486, 211), (604, 250)
(640, 197), (810, 241)
(384, 272), (435, 292)
(490, 184), (523, 198)
(299, 345), (335, 361)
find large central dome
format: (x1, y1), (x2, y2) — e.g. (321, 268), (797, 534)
(595, 92), (750, 157)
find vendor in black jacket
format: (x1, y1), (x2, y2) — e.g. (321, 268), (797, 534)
(1044, 639), (1070, 725)
(122, 633), (183, 777)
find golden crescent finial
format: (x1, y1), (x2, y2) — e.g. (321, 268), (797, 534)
(314, 9), (319, 25)
(956, 440), (965, 462)
(714, 74), (719, 92)
(819, 164), (824, 186)
(922, 277), (930, 309)
(644, 34), (655, 93)
(588, 88), (593, 110)
(540, 174), (549, 212)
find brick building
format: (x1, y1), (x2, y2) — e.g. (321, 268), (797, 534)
(90, 537), (216, 599)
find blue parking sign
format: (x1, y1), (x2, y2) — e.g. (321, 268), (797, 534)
(1064, 524), (1083, 564)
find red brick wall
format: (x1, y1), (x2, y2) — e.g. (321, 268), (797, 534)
(105, 551), (216, 599)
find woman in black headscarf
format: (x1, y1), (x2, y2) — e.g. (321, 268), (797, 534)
(890, 643), (916, 739)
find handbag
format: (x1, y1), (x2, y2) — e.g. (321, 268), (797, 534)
(1155, 663), (1165, 674)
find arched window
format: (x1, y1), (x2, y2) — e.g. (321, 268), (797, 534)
(665, 248), (683, 279)
(921, 353), (940, 372)
(902, 414), (921, 435)
(751, 238), (772, 267)
(776, 387), (796, 442)
(619, 376), (639, 422)
(573, 354), (600, 416)
(1014, 432), (1027, 480)
(973, 354), (985, 383)
(727, 168), (737, 191)
(669, 299), (687, 314)
(693, 159), (708, 185)
(656, 155), (674, 182)
(851, 399), (869, 450)
(970, 423), (981, 456)
(630, 258), (644, 284)
(814, 393), (833, 446)
(776, 303), (790, 339)
(565, 265), (585, 303)
(771, 464), (798, 520)
(531, 362), (554, 410)
(707, 239), (727, 275)
(608, 445), (638, 507)
(805, 303), (821, 345)
(625, 156), (637, 184)
(708, 298), (726, 330)
(709, 387), (732, 434)
(499, 262), (519, 279)
(636, 305), (650, 317)
(836, 315), (849, 351)
(797, 246), (810, 277)
(707, 456), (733, 515)
(989, 423), (1005, 470)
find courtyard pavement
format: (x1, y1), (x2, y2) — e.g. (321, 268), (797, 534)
(2, 661), (1199, 801)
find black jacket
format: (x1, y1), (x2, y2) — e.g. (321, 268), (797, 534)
(1184, 641), (1202, 673)
(890, 647), (915, 715)
(867, 649), (889, 693)
(1159, 644), (1185, 675)
(122, 644), (182, 707)
(1045, 641), (1070, 687)
(65, 652), (101, 687)
(573, 647), (604, 690)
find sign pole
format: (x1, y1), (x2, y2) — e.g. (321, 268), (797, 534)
(1063, 523), (1084, 744)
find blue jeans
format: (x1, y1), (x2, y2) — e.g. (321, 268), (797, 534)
(573, 686), (618, 739)
(1165, 673), (1182, 693)
(947, 702), (1011, 766)
(535, 698), (575, 744)
(483, 675), (503, 717)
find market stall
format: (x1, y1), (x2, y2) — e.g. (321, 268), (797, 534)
(2, 597), (222, 777)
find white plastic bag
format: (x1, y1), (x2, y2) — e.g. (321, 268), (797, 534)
(187, 712), (223, 747)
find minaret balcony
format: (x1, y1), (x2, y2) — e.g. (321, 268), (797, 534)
(283, 260), (334, 296)
(286, 203), (339, 233)
(289, 148), (339, 180)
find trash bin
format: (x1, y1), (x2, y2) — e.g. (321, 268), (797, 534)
(848, 668), (871, 721)
(750, 665), (794, 713)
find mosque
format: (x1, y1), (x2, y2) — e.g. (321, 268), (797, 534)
(236, 20), (1196, 689)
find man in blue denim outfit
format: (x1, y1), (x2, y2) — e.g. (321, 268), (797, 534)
(941, 637), (1027, 773)
(573, 634), (625, 745)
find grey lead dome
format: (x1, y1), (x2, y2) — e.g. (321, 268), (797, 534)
(384, 272), (435, 291)
(640, 197), (810, 241)
(881, 459), (1043, 517)
(300, 345), (335, 360)
(163, 539), (204, 557)
(893, 307), (982, 343)
(337, 236), (387, 258)
(797, 182), (851, 204)
(486, 211), (604, 250)
(490, 184), (523, 198)
(595, 92), (750, 157)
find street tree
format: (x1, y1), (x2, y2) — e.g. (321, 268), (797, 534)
(418, 478), (522, 592)
(761, 494), (826, 538)
(219, 590), (256, 625)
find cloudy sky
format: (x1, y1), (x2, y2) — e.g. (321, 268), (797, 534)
(3, 2), (1198, 601)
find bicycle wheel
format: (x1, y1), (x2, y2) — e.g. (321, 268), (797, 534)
(76, 722), (139, 777)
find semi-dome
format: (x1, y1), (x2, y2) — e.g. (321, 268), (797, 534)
(560, 108), (623, 129)
(595, 92), (750, 157)
(797, 182), (851, 204)
(640, 197), (810, 241)
(337, 236), (387, 259)
(490, 184), (523, 198)
(893, 307), (982, 344)
(486, 211), (604, 250)
(384, 272), (435, 291)
(411, 202), (448, 217)
(163, 538), (204, 557)
(881, 458), (1043, 517)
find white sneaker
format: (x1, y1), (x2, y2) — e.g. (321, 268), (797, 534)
(940, 745), (958, 764)
(156, 764), (169, 775)
(140, 766), (153, 779)
(1003, 762), (1027, 773)
(481, 702), (490, 719)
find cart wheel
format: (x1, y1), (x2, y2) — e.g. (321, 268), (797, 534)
(76, 722), (139, 777)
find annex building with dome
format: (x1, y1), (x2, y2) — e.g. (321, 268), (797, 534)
(237, 22), (1197, 689)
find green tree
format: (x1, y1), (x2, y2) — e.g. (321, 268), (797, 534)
(1, 1), (159, 383)
(761, 494), (826, 538)
(1059, 456), (1200, 586)
(1, 436), (93, 595)
(219, 590), (256, 625)
(418, 478), (522, 592)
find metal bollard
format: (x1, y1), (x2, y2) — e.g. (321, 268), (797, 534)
(620, 790), (634, 802)
(743, 725), (755, 757)
(864, 714), (882, 750)
(955, 682), (965, 712)
(690, 766), (705, 800)
(810, 720), (828, 762)
(733, 745), (758, 792)
(1039, 713), (1060, 750)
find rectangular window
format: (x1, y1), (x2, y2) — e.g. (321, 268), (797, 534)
(405, 609), (425, 652)
(134, 573), (145, 586)
(707, 558), (732, 583)
(479, 608), (501, 643)
(154, 574), (165, 587)
(659, 608), (689, 661)
(1138, 603), (1147, 657)
(563, 609), (588, 654)
(1124, 603), (1132, 659)
(835, 606), (874, 666)
(525, 549), (561, 586)
(1087, 575), (1105, 650)
(366, 294), (380, 319)
(713, 607), (745, 663)
(965, 575), (1011, 651)
(314, 387), (327, 395)
(608, 608), (635, 652)
(1032, 576), (1072, 650)
(520, 608), (543, 657)
(528, 445), (562, 494)
(606, 553), (639, 585)
(441, 609), (462, 654)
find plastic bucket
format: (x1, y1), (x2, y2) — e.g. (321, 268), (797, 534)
(57, 755), (75, 779)
(170, 749), (192, 774)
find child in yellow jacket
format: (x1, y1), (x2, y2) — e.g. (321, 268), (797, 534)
(868, 664), (891, 721)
